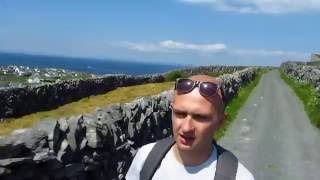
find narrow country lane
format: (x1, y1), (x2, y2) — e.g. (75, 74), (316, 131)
(219, 70), (320, 180)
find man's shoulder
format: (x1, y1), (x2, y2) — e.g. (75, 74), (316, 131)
(138, 143), (254, 180)
(236, 161), (255, 180)
(137, 142), (157, 155)
(125, 142), (157, 180)
(215, 144), (254, 180)
(132, 142), (157, 166)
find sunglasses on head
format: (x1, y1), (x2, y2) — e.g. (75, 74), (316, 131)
(174, 78), (222, 97)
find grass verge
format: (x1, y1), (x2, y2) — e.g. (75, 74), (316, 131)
(0, 81), (175, 136)
(214, 69), (266, 140)
(280, 70), (320, 128)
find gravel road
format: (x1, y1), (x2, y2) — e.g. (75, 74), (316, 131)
(219, 70), (320, 180)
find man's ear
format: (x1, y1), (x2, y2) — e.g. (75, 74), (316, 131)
(217, 112), (228, 128)
(215, 111), (225, 128)
(169, 102), (174, 109)
(224, 112), (228, 120)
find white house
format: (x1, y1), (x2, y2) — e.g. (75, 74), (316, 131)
(27, 73), (41, 84)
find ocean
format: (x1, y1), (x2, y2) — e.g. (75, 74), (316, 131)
(0, 52), (184, 75)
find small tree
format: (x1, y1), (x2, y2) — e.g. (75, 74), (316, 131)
(164, 70), (183, 81)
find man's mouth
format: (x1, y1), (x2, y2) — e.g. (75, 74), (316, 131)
(179, 134), (195, 146)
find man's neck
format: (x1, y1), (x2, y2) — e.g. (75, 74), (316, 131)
(172, 144), (213, 166)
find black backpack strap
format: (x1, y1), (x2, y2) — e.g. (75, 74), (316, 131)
(140, 137), (175, 180)
(139, 138), (238, 180)
(214, 144), (238, 180)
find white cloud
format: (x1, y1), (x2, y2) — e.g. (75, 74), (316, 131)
(123, 42), (168, 52)
(123, 40), (227, 53)
(178, 0), (320, 14)
(160, 40), (227, 52)
(121, 40), (308, 60)
(233, 48), (308, 58)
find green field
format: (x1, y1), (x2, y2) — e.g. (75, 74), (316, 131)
(0, 72), (93, 85)
(0, 73), (29, 84)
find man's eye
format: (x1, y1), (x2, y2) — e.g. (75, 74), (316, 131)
(174, 112), (187, 118)
(194, 114), (209, 121)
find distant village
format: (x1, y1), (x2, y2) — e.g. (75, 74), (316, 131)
(0, 65), (96, 89)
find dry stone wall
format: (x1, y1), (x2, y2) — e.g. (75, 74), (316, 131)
(0, 74), (165, 119)
(0, 66), (248, 120)
(281, 62), (320, 92)
(0, 67), (259, 180)
(169, 65), (246, 77)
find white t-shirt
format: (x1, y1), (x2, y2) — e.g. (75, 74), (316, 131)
(126, 142), (254, 180)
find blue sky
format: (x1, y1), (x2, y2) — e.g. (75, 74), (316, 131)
(0, 0), (319, 66)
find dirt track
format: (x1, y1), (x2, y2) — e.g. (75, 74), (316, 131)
(219, 70), (320, 180)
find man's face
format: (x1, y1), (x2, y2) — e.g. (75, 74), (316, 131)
(171, 85), (224, 153)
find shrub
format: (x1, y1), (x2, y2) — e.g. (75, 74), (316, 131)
(164, 70), (183, 81)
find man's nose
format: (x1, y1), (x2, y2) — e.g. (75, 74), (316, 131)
(181, 115), (195, 133)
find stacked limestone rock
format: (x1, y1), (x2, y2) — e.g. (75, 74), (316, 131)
(0, 66), (249, 120)
(0, 91), (173, 180)
(169, 65), (246, 77)
(0, 74), (165, 119)
(219, 67), (257, 103)
(281, 62), (320, 92)
(0, 67), (259, 180)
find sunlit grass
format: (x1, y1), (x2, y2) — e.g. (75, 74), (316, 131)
(0, 81), (175, 135)
(215, 69), (266, 140)
(280, 70), (320, 128)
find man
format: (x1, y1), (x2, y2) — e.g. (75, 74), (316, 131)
(126, 75), (254, 180)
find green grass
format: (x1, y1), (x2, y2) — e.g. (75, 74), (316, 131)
(0, 81), (175, 136)
(280, 70), (320, 128)
(214, 69), (266, 140)
(0, 73), (29, 83)
(0, 72), (92, 85)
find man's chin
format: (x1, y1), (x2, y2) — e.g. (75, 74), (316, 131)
(176, 135), (196, 150)
(176, 143), (193, 152)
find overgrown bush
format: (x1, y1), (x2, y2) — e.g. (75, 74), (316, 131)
(164, 70), (183, 81)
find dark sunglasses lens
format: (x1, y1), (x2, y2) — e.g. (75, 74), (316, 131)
(177, 79), (194, 92)
(200, 82), (218, 96)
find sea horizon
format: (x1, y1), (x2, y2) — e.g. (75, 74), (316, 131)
(0, 51), (186, 76)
